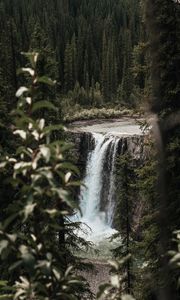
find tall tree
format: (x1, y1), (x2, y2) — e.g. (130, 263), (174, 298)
(145, 0), (180, 299)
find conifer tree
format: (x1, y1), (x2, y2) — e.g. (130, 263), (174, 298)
(64, 42), (73, 92)
(144, 0), (180, 298)
(0, 0), (143, 106)
(121, 30), (134, 106)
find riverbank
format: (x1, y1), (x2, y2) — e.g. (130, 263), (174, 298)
(68, 117), (144, 137)
(63, 107), (137, 123)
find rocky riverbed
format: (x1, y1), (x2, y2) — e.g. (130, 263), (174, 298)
(79, 259), (110, 298)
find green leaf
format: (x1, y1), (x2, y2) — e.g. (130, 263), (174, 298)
(37, 76), (56, 86)
(3, 213), (19, 229)
(97, 283), (111, 299)
(0, 281), (9, 287)
(121, 295), (135, 300)
(15, 87), (29, 98)
(19, 245), (35, 268)
(45, 209), (58, 217)
(56, 162), (79, 175)
(65, 266), (73, 277)
(32, 101), (57, 113)
(0, 162), (7, 169)
(0, 240), (9, 255)
(66, 181), (82, 187)
(170, 253), (180, 264)
(17, 68), (35, 77)
(107, 260), (119, 271)
(40, 145), (51, 162)
(14, 130), (27, 140)
(9, 261), (22, 272)
(23, 201), (37, 221)
(6, 234), (17, 243)
(44, 124), (64, 134)
(0, 295), (13, 299)
(21, 52), (39, 68)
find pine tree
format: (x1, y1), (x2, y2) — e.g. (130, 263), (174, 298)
(114, 153), (136, 295)
(0, 0), (143, 107)
(121, 30), (134, 106)
(71, 33), (77, 83)
(64, 42), (73, 92)
(29, 22), (61, 122)
(102, 31), (108, 100)
(144, 0), (180, 299)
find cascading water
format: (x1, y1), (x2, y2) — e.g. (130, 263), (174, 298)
(107, 138), (119, 226)
(79, 132), (119, 242)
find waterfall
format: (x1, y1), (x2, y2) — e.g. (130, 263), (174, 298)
(79, 133), (119, 242)
(107, 138), (119, 226)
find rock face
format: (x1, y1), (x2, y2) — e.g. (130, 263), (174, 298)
(117, 135), (146, 161)
(67, 129), (147, 231)
(67, 131), (146, 173)
(67, 117), (146, 170)
(67, 131), (94, 176)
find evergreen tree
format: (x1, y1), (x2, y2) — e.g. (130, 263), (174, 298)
(121, 30), (134, 106)
(0, 0), (142, 106)
(114, 153), (136, 295)
(64, 42), (73, 92)
(144, 0), (180, 298)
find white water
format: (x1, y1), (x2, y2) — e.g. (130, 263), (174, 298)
(79, 133), (119, 243)
(107, 138), (119, 226)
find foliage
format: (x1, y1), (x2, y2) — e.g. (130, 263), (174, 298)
(63, 107), (134, 123)
(169, 231), (180, 291)
(0, 52), (88, 299)
(113, 152), (139, 296)
(132, 138), (160, 300)
(97, 257), (135, 300)
(144, 0), (180, 298)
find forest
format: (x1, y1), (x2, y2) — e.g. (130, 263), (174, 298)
(0, 0), (180, 300)
(0, 0), (147, 118)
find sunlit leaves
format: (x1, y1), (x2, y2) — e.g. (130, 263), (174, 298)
(15, 87), (29, 98)
(110, 275), (120, 288)
(40, 145), (51, 162)
(0, 162), (7, 169)
(0, 281), (13, 299)
(169, 231), (180, 269)
(21, 52), (39, 69)
(14, 276), (36, 300)
(14, 130), (27, 140)
(121, 296), (135, 300)
(65, 172), (72, 183)
(17, 68), (35, 77)
(37, 76), (56, 86)
(0, 240), (8, 255)
(22, 201), (37, 222)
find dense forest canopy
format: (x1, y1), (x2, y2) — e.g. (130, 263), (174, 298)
(0, 0), (146, 109)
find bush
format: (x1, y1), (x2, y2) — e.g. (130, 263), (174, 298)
(0, 52), (88, 299)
